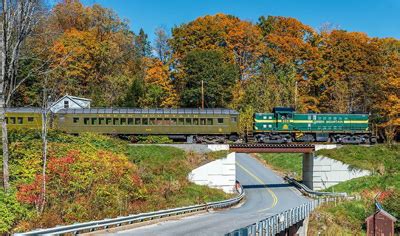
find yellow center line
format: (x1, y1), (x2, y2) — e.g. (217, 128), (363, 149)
(237, 162), (278, 212)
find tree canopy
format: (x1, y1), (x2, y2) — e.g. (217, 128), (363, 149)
(10, 1), (400, 140)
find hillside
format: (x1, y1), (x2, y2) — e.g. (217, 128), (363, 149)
(309, 145), (400, 234)
(0, 130), (229, 234)
(258, 145), (400, 234)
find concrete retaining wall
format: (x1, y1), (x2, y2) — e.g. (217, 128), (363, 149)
(188, 152), (236, 193)
(312, 155), (370, 190)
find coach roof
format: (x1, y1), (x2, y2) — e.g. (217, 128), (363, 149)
(57, 108), (239, 115)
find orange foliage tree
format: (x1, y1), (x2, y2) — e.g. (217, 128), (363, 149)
(140, 58), (178, 107)
(170, 14), (264, 80)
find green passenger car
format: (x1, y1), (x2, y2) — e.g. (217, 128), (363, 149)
(254, 107), (374, 144)
(4, 108), (42, 130)
(54, 108), (240, 143)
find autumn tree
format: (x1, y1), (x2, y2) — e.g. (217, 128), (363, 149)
(318, 30), (383, 113)
(232, 61), (297, 112)
(180, 50), (239, 108)
(135, 28), (152, 58)
(373, 38), (400, 143)
(140, 58), (177, 107)
(154, 27), (171, 64)
(257, 16), (322, 112)
(170, 14), (264, 80)
(47, 1), (140, 106)
(1, 0), (42, 191)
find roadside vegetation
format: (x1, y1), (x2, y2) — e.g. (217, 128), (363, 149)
(256, 153), (302, 179)
(257, 145), (400, 234)
(0, 130), (229, 234)
(310, 145), (400, 234)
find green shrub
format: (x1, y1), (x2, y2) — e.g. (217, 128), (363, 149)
(135, 135), (173, 144)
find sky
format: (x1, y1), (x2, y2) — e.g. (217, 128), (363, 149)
(79, 0), (400, 42)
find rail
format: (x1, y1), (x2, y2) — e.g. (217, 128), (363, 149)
(16, 184), (245, 235)
(225, 198), (337, 236)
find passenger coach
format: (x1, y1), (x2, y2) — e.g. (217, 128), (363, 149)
(55, 108), (240, 143)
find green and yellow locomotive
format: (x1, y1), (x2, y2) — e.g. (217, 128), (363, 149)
(253, 107), (375, 144)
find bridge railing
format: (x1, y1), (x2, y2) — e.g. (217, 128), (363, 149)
(225, 197), (337, 236)
(16, 184), (245, 235)
(284, 176), (348, 198)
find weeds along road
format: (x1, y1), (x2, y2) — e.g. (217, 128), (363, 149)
(114, 153), (310, 236)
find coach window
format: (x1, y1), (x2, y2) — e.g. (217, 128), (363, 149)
(135, 118), (141, 125)
(106, 118), (112, 125)
(84, 118), (89, 125)
(91, 118), (97, 125)
(231, 117), (237, 123)
(149, 118), (155, 125)
(185, 118), (192, 125)
(17, 117), (23, 124)
(156, 118), (162, 125)
(164, 118), (170, 125)
(121, 118), (127, 125)
(99, 118), (104, 125)
(28, 117), (34, 122)
(207, 118), (213, 125)
(178, 118), (184, 125)
(200, 118), (206, 125)
(113, 118), (119, 125)
(217, 118), (224, 124)
(73, 117), (79, 123)
(142, 118), (148, 125)
(5, 117), (8, 124)
(171, 118), (177, 125)
(193, 119), (199, 125)
(128, 118), (134, 125)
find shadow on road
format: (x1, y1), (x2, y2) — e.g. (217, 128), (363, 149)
(242, 183), (292, 189)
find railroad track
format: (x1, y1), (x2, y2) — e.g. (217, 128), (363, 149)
(229, 143), (315, 153)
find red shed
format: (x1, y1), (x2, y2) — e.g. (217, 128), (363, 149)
(366, 209), (397, 236)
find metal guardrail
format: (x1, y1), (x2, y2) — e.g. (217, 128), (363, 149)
(284, 176), (348, 197)
(225, 198), (337, 236)
(16, 184), (245, 235)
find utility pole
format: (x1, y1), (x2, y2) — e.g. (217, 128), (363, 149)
(201, 80), (204, 109)
(294, 81), (297, 109)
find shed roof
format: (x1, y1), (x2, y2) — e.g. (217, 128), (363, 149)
(366, 209), (397, 222)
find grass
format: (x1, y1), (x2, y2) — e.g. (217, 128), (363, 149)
(257, 153), (302, 179)
(316, 144), (400, 174)
(311, 144), (400, 234)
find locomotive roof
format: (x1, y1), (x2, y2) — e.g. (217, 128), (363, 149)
(57, 108), (239, 115)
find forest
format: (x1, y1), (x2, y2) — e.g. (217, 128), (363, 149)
(6, 0), (400, 142)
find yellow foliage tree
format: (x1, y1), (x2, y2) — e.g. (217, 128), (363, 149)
(141, 58), (178, 107)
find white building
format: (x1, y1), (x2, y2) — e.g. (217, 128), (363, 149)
(50, 95), (91, 113)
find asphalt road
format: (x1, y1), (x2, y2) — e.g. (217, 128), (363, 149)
(115, 153), (309, 236)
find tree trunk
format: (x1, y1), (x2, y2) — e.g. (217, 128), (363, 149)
(40, 109), (47, 212)
(1, 98), (9, 191)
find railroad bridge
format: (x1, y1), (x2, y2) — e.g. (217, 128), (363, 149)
(229, 143), (316, 189)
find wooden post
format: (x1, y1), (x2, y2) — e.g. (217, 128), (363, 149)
(201, 80), (204, 109)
